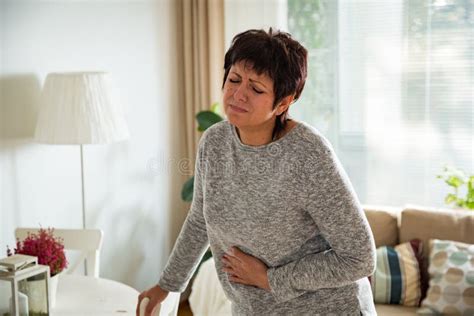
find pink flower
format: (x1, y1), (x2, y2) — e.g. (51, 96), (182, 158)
(7, 228), (68, 276)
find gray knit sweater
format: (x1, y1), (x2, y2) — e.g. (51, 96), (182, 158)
(158, 120), (377, 315)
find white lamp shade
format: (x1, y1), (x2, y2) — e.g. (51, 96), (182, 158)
(35, 72), (130, 144)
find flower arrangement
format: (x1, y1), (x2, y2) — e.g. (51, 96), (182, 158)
(7, 228), (68, 276)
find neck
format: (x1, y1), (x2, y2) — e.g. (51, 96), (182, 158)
(236, 120), (277, 146)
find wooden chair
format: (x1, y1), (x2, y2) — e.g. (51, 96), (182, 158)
(15, 228), (103, 278)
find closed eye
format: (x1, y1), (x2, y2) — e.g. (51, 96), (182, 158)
(252, 87), (263, 94)
(228, 78), (263, 94)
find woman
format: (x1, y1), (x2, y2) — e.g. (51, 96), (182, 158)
(137, 29), (376, 315)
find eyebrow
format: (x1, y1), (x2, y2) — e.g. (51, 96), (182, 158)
(230, 71), (268, 89)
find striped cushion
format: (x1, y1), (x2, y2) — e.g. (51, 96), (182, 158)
(371, 239), (423, 306)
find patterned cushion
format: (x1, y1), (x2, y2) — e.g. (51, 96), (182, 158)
(420, 239), (474, 314)
(370, 239), (423, 306)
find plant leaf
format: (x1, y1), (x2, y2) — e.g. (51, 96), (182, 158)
(445, 193), (457, 204)
(456, 198), (466, 208)
(464, 201), (474, 210)
(210, 102), (223, 116)
(467, 176), (474, 192)
(181, 176), (194, 202)
(445, 176), (464, 188)
(196, 111), (223, 132)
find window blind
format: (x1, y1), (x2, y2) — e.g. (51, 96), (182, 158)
(288, 0), (473, 207)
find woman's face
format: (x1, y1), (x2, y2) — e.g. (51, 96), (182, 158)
(223, 60), (279, 130)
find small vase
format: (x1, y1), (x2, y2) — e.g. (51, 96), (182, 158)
(49, 273), (59, 308)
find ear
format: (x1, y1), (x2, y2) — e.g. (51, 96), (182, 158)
(275, 95), (295, 115)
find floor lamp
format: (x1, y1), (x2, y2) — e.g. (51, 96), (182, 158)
(34, 72), (130, 230)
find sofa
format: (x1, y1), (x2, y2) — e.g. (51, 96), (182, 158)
(188, 205), (474, 315)
(365, 205), (473, 315)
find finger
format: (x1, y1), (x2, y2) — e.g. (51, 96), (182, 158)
(228, 273), (239, 280)
(230, 246), (245, 257)
(136, 294), (144, 316)
(222, 266), (235, 274)
(222, 255), (237, 268)
(222, 260), (242, 277)
(228, 274), (247, 285)
(222, 256), (243, 276)
(231, 250), (247, 263)
(145, 298), (158, 316)
(223, 253), (242, 265)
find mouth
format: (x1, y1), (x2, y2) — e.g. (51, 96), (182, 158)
(229, 104), (248, 113)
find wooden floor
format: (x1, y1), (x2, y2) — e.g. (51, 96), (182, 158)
(178, 300), (193, 316)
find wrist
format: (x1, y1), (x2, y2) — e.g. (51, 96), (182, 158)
(155, 284), (170, 295)
(261, 269), (271, 291)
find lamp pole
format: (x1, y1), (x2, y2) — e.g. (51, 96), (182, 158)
(80, 144), (88, 275)
(80, 144), (86, 230)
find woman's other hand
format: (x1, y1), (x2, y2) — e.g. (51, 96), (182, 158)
(221, 246), (271, 291)
(136, 284), (169, 316)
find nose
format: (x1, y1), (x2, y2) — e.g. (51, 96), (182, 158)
(233, 83), (248, 102)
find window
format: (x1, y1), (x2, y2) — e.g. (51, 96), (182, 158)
(288, 0), (473, 206)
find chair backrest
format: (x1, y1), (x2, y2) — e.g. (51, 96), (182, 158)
(15, 228), (103, 278)
(139, 292), (180, 316)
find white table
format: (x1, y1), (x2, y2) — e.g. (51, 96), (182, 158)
(52, 274), (139, 315)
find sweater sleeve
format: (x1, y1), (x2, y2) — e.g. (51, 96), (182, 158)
(266, 138), (376, 303)
(157, 136), (210, 292)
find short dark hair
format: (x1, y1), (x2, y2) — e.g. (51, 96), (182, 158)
(222, 28), (308, 139)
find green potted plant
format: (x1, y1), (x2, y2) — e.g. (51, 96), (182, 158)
(437, 165), (474, 210)
(181, 103), (223, 202)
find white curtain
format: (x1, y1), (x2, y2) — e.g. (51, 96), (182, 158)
(224, 0), (288, 48)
